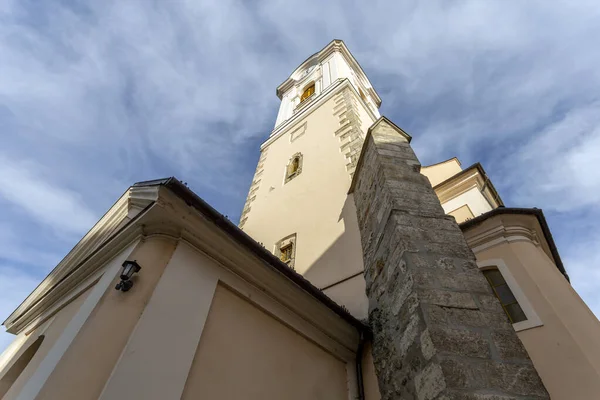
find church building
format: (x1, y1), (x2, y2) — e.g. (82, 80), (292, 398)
(1, 40), (599, 400)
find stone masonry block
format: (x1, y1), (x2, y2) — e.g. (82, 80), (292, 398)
(437, 270), (493, 294)
(476, 294), (506, 313)
(441, 391), (522, 400)
(430, 326), (491, 359)
(425, 304), (487, 328)
(439, 357), (488, 390)
(415, 362), (446, 400)
(420, 329), (436, 361)
(488, 362), (548, 397)
(491, 330), (529, 360)
(354, 118), (549, 399)
(419, 289), (479, 310)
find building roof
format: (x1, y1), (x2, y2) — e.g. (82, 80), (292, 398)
(4, 177), (369, 335)
(433, 162), (504, 207)
(155, 178), (369, 332)
(460, 207), (569, 281)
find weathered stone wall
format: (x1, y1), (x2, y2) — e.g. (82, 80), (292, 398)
(352, 118), (549, 400)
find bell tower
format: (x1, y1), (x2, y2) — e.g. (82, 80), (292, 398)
(239, 40), (381, 319)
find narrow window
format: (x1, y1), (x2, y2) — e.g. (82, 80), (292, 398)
(290, 157), (300, 174)
(483, 269), (527, 323)
(279, 243), (293, 264)
(300, 83), (315, 102)
(275, 234), (296, 269)
(285, 153), (303, 183)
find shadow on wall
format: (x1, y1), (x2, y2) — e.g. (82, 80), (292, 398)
(0, 335), (45, 398)
(303, 194), (365, 292)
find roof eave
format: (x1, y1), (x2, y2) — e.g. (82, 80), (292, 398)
(459, 207), (568, 281)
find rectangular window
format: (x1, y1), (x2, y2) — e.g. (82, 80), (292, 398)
(483, 269), (527, 323)
(275, 234), (297, 269)
(279, 244), (293, 264)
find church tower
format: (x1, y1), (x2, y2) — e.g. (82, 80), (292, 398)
(239, 40), (381, 318)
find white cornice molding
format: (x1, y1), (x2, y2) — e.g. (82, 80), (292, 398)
(264, 79), (377, 150)
(435, 170), (484, 204)
(5, 186), (361, 353)
(277, 40), (381, 106)
(3, 186), (160, 331)
(6, 227), (145, 334)
(466, 220), (542, 255)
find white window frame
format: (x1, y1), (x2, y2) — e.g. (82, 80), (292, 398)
(477, 258), (543, 332)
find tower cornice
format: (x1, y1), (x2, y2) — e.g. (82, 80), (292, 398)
(276, 39), (382, 107)
(262, 78), (378, 150)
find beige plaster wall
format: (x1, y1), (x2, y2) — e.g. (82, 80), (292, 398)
(441, 185), (493, 218)
(421, 158), (462, 187)
(0, 286), (92, 399)
(473, 239), (600, 399)
(182, 284), (349, 399)
(242, 89), (375, 318)
(34, 237), (177, 400)
(361, 342), (381, 400)
(447, 204), (475, 224)
(98, 241), (219, 400)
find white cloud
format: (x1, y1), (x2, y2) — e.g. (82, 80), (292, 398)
(505, 103), (600, 211)
(0, 266), (42, 351)
(0, 156), (98, 235)
(1, 0), (600, 353)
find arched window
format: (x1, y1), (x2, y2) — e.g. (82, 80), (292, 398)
(290, 157), (300, 174)
(482, 269), (527, 323)
(285, 153), (303, 183)
(300, 83), (315, 102)
(0, 335), (45, 397)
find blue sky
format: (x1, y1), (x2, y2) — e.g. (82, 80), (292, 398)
(1, 0), (600, 352)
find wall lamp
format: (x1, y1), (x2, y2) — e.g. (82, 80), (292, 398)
(115, 260), (141, 292)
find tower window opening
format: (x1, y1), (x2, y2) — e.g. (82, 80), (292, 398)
(483, 269), (527, 323)
(285, 153), (303, 183)
(279, 243), (293, 264)
(300, 83), (315, 102)
(275, 234), (297, 269)
(290, 157), (299, 174)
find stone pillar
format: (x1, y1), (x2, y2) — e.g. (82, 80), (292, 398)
(351, 118), (549, 400)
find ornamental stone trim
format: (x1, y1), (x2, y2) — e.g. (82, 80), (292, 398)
(351, 117), (549, 399)
(239, 147), (268, 229)
(284, 152), (303, 184)
(333, 88), (365, 177)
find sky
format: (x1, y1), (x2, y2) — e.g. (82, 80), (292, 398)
(1, 0), (600, 352)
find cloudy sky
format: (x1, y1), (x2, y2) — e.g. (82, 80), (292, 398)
(1, 0), (600, 352)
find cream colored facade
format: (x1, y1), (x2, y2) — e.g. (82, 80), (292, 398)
(240, 40), (600, 399)
(240, 40), (384, 319)
(463, 211), (600, 399)
(0, 180), (379, 400)
(1, 39), (600, 400)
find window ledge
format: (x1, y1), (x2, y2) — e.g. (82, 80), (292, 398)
(294, 94), (316, 113)
(513, 319), (544, 332)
